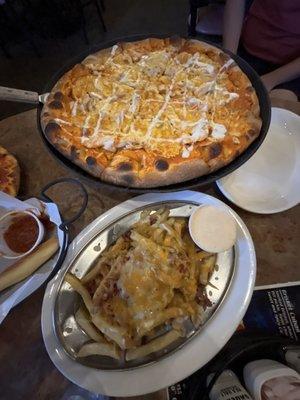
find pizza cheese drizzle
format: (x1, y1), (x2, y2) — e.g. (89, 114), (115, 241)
(53, 44), (241, 158)
(145, 67), (182, 140)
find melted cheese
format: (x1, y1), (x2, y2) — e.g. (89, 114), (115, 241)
(71, 101), (78, 116)
(211, 122), (227, 139)
(111, 44), (118, 56)
(118, 265), (172, 321)
(90, 91), (102, 100)
(129, 92), (140, 113)
(182, 144), (194, 158)
(83, 211), (211, 341)
(191, 118), (209, 141)
(215, 85), (239, 105)
(220, 58), (234, 71)
(184, 53), (216, 76)
(54, 118), (72, 126)
(115, 110), (125, 126)
(61, 42), (244, 157)
(102, 137), (115, 151)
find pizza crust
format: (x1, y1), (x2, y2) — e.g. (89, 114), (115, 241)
(41, 37), (262, 188)
(101, 158), (210, 188)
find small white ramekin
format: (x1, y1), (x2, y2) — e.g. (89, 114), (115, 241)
(0, 210), (45, 259)
(189, 204), (237, 253)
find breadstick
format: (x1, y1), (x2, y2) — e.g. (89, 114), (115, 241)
(0, 236), (59, 292)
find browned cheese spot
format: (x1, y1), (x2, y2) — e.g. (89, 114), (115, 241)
(44, 121), (60, 139)
(48, 100), (63, 110)
(155, 159), (169, 171)
(54, 91), (64, 101)
(117, 162), (133, 172)
(209, 143), (222, 159)
(86, 156), (96, 166)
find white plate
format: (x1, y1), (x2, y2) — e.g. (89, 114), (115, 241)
(0, 199), (64, 323)
(42, 191), (256, 397)
(217, 108), (300, 214)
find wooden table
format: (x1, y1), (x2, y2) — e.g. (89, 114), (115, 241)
(0, 102), (299, 400)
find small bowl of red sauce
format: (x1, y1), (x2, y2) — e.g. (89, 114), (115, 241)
(0, 210), (45, 259)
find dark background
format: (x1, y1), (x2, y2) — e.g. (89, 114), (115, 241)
(0, 0), (190, 120)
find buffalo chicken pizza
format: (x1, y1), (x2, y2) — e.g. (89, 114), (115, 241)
(42, 38), (262, 188)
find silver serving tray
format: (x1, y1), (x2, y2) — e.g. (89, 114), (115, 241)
(53, 200), (234, 370)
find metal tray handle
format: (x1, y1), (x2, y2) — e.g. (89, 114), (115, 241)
(39, 178), (88, 283)
(0, 86), (40, 104)
(40, 177), (88, 229)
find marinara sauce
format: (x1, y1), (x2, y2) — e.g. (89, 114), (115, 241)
(4, 214), (39, 254)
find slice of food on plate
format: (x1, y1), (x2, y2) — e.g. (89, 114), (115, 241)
(0, 204), (59, 292)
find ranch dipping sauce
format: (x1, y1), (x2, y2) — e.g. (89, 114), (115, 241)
(189, 205), (237, 253)
(4, 214), (39, 254)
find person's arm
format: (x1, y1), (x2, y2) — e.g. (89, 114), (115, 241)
(261, 57), (300, 91)
(223, 0), (246, 54)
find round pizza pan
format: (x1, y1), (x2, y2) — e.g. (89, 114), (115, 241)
(37, 34), (271, 193)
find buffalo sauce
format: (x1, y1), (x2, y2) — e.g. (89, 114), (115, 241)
(4, 214), (39, 254)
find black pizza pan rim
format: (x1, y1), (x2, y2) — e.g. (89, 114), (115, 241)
(37, 33), (271, 193)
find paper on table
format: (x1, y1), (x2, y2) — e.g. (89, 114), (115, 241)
(0, 192), (64, 324)
(0, 191), (41, 216)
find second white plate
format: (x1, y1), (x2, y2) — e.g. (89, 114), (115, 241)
(217, 107), (300, 214)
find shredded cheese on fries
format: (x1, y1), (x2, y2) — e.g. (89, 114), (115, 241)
(66, 208), (217, 361)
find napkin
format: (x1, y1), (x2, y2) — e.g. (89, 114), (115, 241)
(0, 192), (63, 323)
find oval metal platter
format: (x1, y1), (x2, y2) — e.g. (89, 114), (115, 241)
(42, 191), (256, 397)
(56, 201), (234, 370)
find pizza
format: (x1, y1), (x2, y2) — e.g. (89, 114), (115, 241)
(0, 145), (20, 196)
(41, 37), (262, 188)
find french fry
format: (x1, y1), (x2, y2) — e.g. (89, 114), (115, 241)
(160, 222), (184, 247)
(92, 255), (123, 306)
(199, 255), (216, 285)
(82, 237), (127, 284)
(196, 250), (213, 260)
(67, 274), (132, 349)
(77, 341), (121, 360)
(65, 273), (93, 313)
(63, 208), (217, 361)
(75, 307), (106, 343)
(92, 313), (133, 350)
(173, 218), (186, 236)
(131, 230), (167, 261)
(0, 236), (59, 292)
(137, 307), (184, 336)
(126, 330), (181, 361)
(81, 258), (107, 284)
(153, 227), (164, 244)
